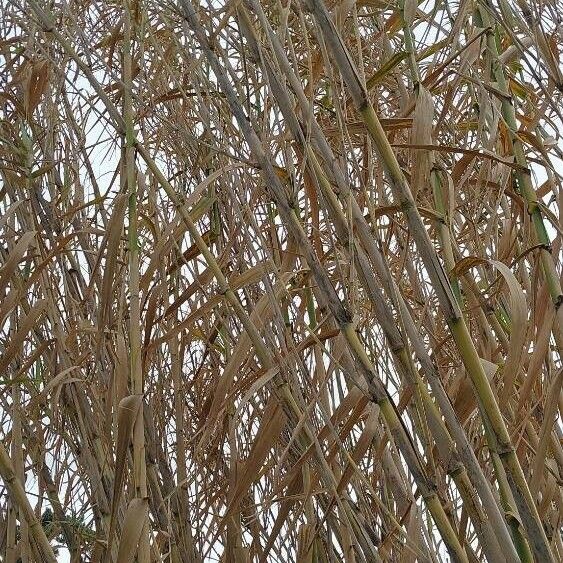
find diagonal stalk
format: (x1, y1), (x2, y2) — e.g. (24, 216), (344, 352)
(300, 1), (555, 559)
(123, 6), (150, 561)
(176, 1), (469, 559)
(238, 3), (520, 559)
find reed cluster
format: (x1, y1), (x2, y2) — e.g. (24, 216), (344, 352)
(0, 0), (562, 560)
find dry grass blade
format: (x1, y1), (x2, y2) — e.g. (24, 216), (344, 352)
(489, 260), (527, 404)
(529, 368), (563, 497)
(98, 193), (128, 334)
(0, 300), (46, 378)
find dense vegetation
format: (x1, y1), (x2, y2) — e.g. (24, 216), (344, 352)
(0, 0), (562, 561)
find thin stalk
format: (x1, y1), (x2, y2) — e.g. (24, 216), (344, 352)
(11, 382), (29, 563)
(490, 450), (534, 563)
(124, 7), (149, 561)
(478, 3), (563, 346)
(398, 8), (527, 558)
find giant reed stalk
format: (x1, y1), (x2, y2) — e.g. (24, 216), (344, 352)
(1, 0), (561, 561)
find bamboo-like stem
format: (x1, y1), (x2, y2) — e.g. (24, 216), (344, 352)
(397, 8), (528, 559)
(301, 1), (555, 558)
(476, 1), (563, 412)
(478, 2), (563, 324)
(490, 449), (534, 563)
(124, 6), (149, 561)
(237, 5), (518, 559)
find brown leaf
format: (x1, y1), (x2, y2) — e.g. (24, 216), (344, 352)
(116, 498), (149, 563)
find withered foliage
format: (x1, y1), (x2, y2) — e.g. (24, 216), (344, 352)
(0, 0), (562, 561)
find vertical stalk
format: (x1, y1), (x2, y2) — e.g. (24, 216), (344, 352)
(478, 2), (563, 345)
(237, 4), (517, 559)
(124, 5), (149, 560)
(6, 494), (16, 563)
(398, 7), (527, 558)
(170, 319), (198, 561)
(11, 379), (29, 563)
